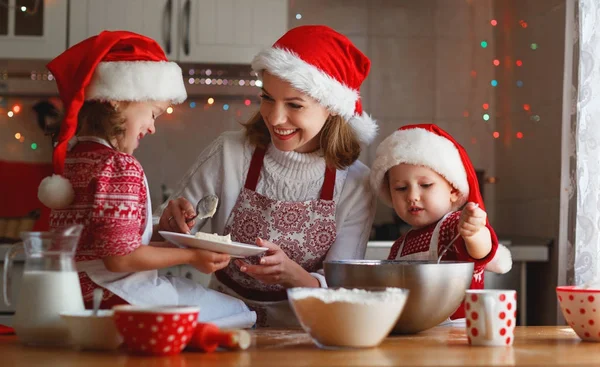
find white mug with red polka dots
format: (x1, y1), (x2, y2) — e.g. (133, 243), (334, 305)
(465, 289), (517, 346)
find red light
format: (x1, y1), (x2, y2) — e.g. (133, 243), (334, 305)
(520, 20), (528, 28)
(470, 70), (477, 78)
(490, 19), (498, 26)
(493, 59), (500, 66)
(463, 110), (470, 118)
(516, 60), (523, 67)
(12, 105), (21, 113)
(493, 132), (500, 139)
(244, 99), (251, 106)
(471, 137), (477, 144)
(523, 104), (530, 111)
(516, 132), (524, 139)
(482, 103), (489, 110)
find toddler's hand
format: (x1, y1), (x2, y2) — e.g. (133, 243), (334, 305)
(189, 249), (230, 274)
(458, 202), (487, 239)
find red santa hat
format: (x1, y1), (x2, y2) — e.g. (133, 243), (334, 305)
(38, 30), (187, 210)
(251, 25), (377, 144)
(370, 124), (512, 274)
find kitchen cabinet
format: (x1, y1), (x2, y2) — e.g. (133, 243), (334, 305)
(178, 0), (288, 64)
(0, 0), (67, 59)
(68, 0), (288, 64)
(68, 0), (179, 60)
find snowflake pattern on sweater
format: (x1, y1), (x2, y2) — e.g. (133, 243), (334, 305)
(49, 141), (146, 304)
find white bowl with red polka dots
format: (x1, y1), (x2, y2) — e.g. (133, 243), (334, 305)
(113, 305), (199, 356)
(464, 290), (517, 346)
(556, 286), (600, 342)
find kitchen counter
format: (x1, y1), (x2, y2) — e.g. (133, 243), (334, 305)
(0, 326), (595, 366)
(366, 235), (551, 262)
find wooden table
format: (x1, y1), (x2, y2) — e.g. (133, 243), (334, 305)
(0, 326), (596, 366)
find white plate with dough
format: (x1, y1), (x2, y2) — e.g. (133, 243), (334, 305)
(159, 231), (267, 258)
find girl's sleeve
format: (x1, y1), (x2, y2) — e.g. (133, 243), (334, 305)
(439, 211), (497, 271)
(89, 154), (146, 258)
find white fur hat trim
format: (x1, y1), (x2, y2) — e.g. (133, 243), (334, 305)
(485, 244), (513, 274)
(370, 128), (469, 206)
(85, 61), (187, 104)
(38, 174), (75, 209)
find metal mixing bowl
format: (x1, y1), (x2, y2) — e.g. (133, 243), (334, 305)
(324, 260), (474, 334)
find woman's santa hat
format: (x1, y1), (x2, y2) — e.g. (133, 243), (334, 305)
(38, 30), (187, 210)
(370, 124), (512, 274)
(251, 25), (377, 144)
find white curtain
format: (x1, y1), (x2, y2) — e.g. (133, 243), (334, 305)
(574, 0), (600, 285)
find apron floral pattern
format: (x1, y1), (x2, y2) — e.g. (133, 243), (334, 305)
(214, 147), (337, 326)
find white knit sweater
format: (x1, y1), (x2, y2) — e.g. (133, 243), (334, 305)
(155, 130), (376, 285)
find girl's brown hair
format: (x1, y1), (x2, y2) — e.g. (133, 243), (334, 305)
(76, 100), (130, 145)
(243, 112), (361, 170)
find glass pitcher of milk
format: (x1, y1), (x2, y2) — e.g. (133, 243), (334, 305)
(3, 225), (85, 346)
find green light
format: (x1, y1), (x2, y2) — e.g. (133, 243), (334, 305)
(491, 80), (498, 87)
(530, 43), (538, 50)
(31, 143), (37, 150)
(483, 114), (490, 121)
(480, 40), (488, 48)
(530, 115), (541, 122)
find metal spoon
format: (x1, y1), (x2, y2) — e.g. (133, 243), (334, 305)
(92, 288), (103, 316)
(437, 203), (480, 263)
(185, 194), (219, 225)
(437, 234), (461, 264)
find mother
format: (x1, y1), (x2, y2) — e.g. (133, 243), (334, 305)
(157, 25), (377, 327)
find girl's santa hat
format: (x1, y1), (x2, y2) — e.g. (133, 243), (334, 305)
(370, 124), (512, 274)
(251, 25), (377, 144)
(38, 30), (187, 210)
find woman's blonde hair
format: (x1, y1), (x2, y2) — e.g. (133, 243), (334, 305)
(76, 100), (130, 146)
(243, 112), (361, 170)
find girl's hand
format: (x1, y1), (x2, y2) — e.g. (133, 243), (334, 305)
(235, 238), (318, 288)
(458, 202), (487, 239)
(188, 248), (231, 274)
(159, 197), (196, 234)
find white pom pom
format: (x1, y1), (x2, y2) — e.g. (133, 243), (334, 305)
(348, 112), (378, 145)
(37, 174), (75, 209)
(485, 244), (513, 274)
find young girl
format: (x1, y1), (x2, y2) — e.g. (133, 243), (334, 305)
(38, 30), (255, 328)
(370, 124), (512, 319)
(157, 25), (377, 327)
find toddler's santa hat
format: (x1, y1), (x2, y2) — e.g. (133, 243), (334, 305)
(370, 124), (512, 274)
(251, 25), (377, 144)
(38, 30), (187, 210)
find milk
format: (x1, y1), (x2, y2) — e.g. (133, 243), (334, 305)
(13, 270), (84, 346)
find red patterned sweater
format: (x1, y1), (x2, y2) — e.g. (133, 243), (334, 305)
(49, 141), (146, 306)
(387, 211), (496, 319)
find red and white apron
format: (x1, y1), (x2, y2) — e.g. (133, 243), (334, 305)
(211, 147), (337, 327)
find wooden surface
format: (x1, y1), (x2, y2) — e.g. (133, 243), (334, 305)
(0, 326), (597, 366)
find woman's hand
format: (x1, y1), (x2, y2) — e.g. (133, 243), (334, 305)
(188, 248), (231, 274)
(158, 197), (197, 234)
(235, 238), (319, 288)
